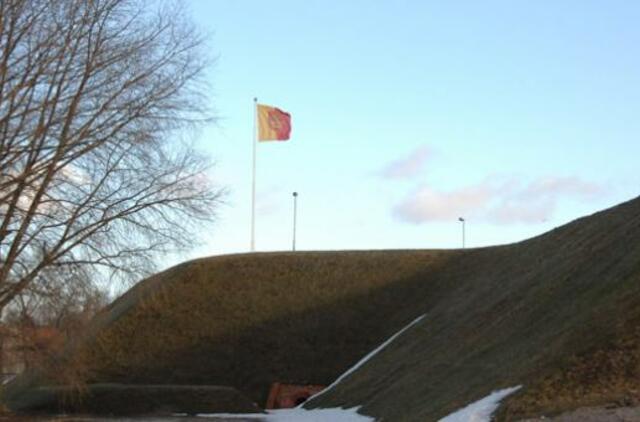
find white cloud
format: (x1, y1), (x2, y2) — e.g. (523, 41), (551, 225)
(393, 175), (606, 225)
(517, 176), (604, 200)
(394, 184), (493, 223)
(380, 145), (433, 179)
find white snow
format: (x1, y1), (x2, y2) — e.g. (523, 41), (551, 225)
(306, 314), (426, 404)
(199, 406), (373, 421)
(198, 315), (519, 422)
(199, 385), (520, 422)
(198, 314), (426, 422)
(438, 386), (522, 422)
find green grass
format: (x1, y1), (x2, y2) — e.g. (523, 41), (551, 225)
(306, 196), (640, 420)
(5, 196), (640, 420)
(65, 250), (457, 408)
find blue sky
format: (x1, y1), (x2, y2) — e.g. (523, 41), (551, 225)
(178, 0), (640, 259)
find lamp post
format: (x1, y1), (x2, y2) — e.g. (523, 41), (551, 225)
(292, 192), (298, 251)
(458, 217), (466, 248)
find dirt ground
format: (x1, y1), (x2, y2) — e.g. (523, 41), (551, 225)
(520, 405), (640, 421)
(0, 417), (262, 422)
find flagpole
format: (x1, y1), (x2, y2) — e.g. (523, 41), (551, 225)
(251, 97), (257, 252)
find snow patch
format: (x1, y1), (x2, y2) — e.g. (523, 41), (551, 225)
(197, 315), (427, 421)
(438, 386), (522, 422)
(199, 406), (373, 421)
(306, 314), (426, 404)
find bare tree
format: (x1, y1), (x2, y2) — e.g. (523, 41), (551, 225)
(1, 269), (109, 377)
(0, 0), (222, 316)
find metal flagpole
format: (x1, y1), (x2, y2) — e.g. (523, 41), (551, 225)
(251, 98), (258, 251)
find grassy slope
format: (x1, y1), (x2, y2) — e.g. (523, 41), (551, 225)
(306, 196), (640, 420)
(80, 250), (459, 407)
(7, 197), (640, 420)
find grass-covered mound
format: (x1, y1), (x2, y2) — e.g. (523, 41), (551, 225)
(306, 196), (640, 420)
(6, 196), (640, 420)
(3, 249), (458, 415)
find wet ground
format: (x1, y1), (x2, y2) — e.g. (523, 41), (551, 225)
(519, 404), (640, 421)
(0, 417), (262, 421)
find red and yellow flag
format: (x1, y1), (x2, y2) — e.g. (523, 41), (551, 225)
(257, 104), (291, 141)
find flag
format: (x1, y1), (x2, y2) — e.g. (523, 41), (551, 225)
(257, 104), (291, 141)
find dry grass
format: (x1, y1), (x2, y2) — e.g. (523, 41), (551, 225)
(5, 197), (640, 420)
(498, 320), (640, 420)
(73, 250), (456, 406)
(306, 196), (640, 421)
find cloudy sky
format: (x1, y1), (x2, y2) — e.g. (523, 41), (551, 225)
(175, 1), (640, 261)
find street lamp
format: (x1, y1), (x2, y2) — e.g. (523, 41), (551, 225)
(292, 192), (298, 251)
(458, 217), (466, 249)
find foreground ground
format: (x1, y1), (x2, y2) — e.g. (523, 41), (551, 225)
(6, 403), (640, 421)
(520, 404), (640, 421)
(1, 417), (259, 422)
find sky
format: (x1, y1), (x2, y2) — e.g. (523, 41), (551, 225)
(175, 0), (640, 261)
